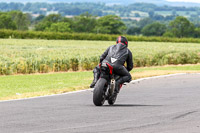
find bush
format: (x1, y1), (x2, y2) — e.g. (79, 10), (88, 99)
(2, 29), (200, 43)
(70, 58), (79, 71)
(0, 51), (200, 75)
(81, 57), (99, 70)
(133, 51), (200, 68)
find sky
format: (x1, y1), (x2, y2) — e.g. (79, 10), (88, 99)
(167, 0), (200, 3)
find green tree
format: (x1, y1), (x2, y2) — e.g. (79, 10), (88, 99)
(43, 14), (62, 23)
(95, 15), (126, 34)
(127, 26), (141, 35)
(34, 15), (45, 23)
(0, 14), (16, 30)
(167, 16), (195, 38)
(35, 21), (52, 31)
(194, 27), (200, 38)
(72, 12), (97, 33)
(141, 22), (166, 36)
(138, 17), (154, 28)
(152, 14), (165, 21)
(148, 10), (154, 18)
(8, 11), (30, 30)
(46, 22), (71, 32)
(35, 14), (62, 31)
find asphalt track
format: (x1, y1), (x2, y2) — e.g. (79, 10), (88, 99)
(0, 73), (200, 133)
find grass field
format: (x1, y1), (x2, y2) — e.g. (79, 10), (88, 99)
(154, 11), (197, 17)
(1, 64), (200, 100)
(1, 39), (200, 100)
(1, 39), (200, 75)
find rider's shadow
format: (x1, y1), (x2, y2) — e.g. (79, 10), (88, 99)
(104, 104), (162, 107)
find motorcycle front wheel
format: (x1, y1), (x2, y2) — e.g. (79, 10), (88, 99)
(93, 78), (107, 106)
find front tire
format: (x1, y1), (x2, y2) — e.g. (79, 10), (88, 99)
(93, 78), (107, 106)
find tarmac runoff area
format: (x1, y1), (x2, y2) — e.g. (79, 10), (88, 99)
(0, 73), (200, 133)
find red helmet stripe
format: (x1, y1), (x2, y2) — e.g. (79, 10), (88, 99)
(118, 36), (121, 43)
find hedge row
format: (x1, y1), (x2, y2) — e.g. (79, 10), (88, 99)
(1, 51), (200, 75)
(134, 51), (200, 67)
(0, 56), (99, 75)
(1, 29), (200, 43)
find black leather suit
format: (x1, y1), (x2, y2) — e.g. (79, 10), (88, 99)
(100, 42), (133, 84)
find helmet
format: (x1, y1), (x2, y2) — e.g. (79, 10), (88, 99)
(116, 36), (128, 46)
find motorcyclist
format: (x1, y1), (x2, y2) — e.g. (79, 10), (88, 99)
(90, 36), (133, 95)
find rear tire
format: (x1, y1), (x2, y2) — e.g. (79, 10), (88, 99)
(108, 94), (117, 105)
(93, 78), (107, 106)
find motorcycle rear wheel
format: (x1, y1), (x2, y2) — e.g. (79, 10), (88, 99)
(108, 94), (117, 105)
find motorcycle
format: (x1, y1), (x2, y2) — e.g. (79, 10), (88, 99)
(93, 62), (122, 106)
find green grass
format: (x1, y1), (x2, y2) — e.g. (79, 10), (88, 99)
(1, 38), (200, 62)
(1, 64), (200, 100)
(2, 39), (200, 59)
(1, 39), (200, 100)
(130, 11), (148, 17)
(0, 39), (111, 59)
(0, 71), (93, 99)
(154, 11), (197, 17)
(1, 39), (200, 74)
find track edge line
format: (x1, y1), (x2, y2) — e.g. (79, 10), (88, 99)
(0, 73), (194, 103)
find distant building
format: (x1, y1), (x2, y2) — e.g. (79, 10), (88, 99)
(32, 14), (40, 18)
(46, 11), (58, 15)
(40, 8), (47, 11)
(121, 17), (141, 21)
(65, 15), (74, 18)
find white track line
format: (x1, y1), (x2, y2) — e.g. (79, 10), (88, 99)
(0, 73), (192, 103)
(0, 89), (92, 103)
(130, 73), (187, 84)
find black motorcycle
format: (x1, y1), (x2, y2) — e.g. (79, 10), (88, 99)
(93, 62), (122, 106)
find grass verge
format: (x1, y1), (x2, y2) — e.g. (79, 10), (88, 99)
(1, 64), (200, 101)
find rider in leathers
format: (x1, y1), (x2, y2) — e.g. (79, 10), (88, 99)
(90, 36), (133, 94)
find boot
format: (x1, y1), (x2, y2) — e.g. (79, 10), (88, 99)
(114, 81), (120, 94)
(90, 72), (99, 88)
(114, 77), (125, 94)
(90, 81), (96, 88)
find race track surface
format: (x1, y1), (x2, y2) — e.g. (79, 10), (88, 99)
(0, 73), (200, 133)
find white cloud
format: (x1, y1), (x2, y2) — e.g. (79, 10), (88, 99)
(166, 0), (200, 3)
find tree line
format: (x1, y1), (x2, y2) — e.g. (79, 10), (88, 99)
(127, 16), (198, 38)
(0, 11), (30, 30)
(1, 10), (200, 38)
(34, 12), (126, 34)
(0, 2), (199, 16)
